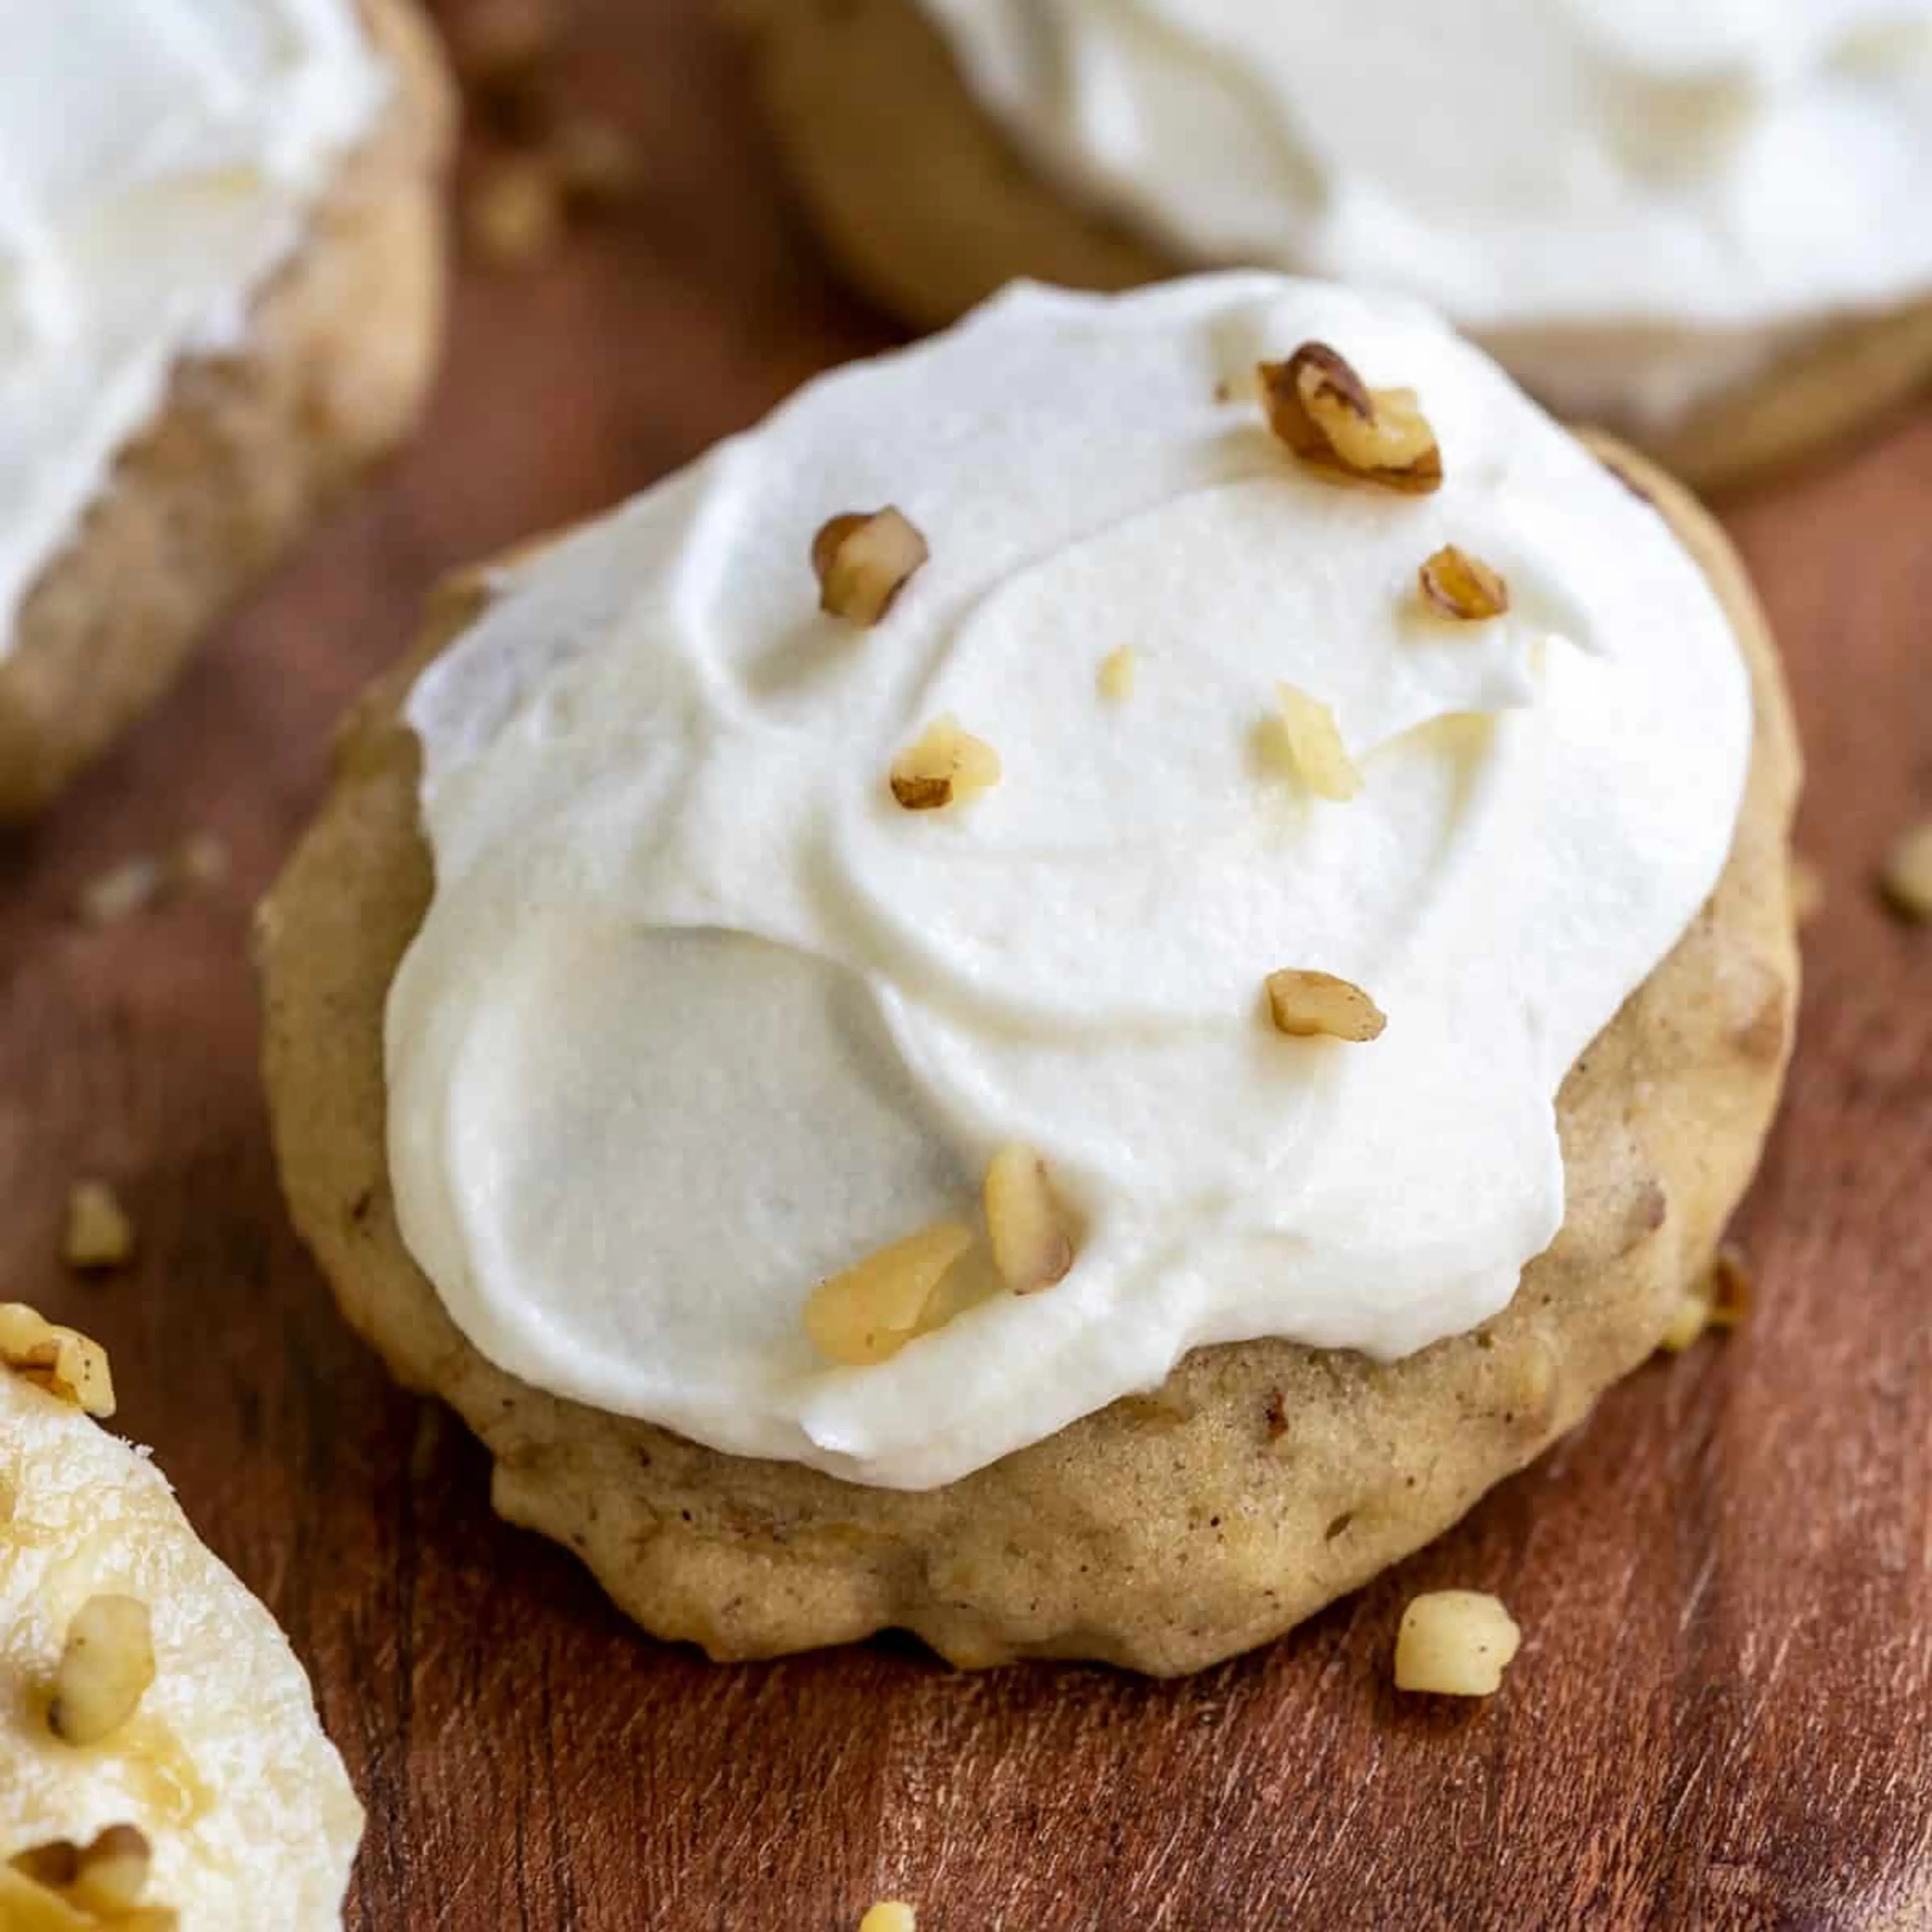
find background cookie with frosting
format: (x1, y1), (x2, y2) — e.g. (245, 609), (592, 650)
(737, 0), (1932, 492)
(258, 274), (1799, 1675)
(0, 0), (453, 821)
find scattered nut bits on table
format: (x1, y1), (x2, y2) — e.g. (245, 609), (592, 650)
(1394, 1591), (1522, 1698)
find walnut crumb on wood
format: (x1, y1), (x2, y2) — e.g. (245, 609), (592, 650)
(1394, 1591), (1521, 1696)
(64, 1181), (135, 1273)
(1658, 1244), (1752, 1353)
(1879, 819), (1932, 923)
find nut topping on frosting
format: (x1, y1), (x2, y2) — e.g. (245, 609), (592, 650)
(10, 1825), (155, 1919)
(984, 1144), (1076, 1295)
(889, 716), (1002, 811)
(1419, 545), (1509, 621)
(813, 508), (930, 626)
(1098, 646), (1137, 701)
(1259, 344), (1442, 495)
(0, 1304), (115, 1416)
(48, 1596), (156, 1747)
(1274, 683), (1362, 802)
(1265, 970), (1387, 1042)
(805, 1223), (975, 1366)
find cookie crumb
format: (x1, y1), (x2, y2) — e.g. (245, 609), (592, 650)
(0, 1304), (116, 1416)
(813, 508), (929, 626)
(1262, 1388), (1290, 1443)
(859, 1907), (916, 1932)
(1879, 819), (1932, 923)
(77, 856), (164, 927)
(1658, 1244), (1752, 1354)
(1265, 969), (1386, 1042)
(1259, 343), (1442, 495)
(1418, 545), (1509, 621)
(49, 1596), (156, 1747)
(1394, 1591), (1521, 1697)
(984, 1145), (1075, 1295)
(65, 1180), (136, 1273)
(1098, 646), (1137, 702)
(466, 155), (566, 270)
(1274, 683), (1362, 801)
(889, 716), (1001, 811)
(805, 1224), (975, 1366)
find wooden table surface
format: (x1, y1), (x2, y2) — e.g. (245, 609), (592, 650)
(5, 4), (1930, 1927)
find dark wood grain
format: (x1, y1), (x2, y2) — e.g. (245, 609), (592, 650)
(5, 4), (1930, 1927)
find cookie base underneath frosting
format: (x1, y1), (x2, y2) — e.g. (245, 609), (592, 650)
(739, 0), (1932, 497)
(260, 436), (1797, 1676)
(0, 0), (452, 822)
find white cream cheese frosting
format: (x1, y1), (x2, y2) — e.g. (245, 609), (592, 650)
(388, 274), (1752, 1491)
(913, 0), (1932, 429)
(0, 0), (386, 657)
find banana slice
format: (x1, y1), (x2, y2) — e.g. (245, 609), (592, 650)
(2, 1311), (362, 1930)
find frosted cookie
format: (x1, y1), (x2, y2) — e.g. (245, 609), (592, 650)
(0, 0), (453, 821)
(261, 275), (1799, 1675)
(1, 1307), (362, 1928)
(738, 0), (1932, 490)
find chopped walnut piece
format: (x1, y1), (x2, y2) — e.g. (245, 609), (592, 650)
(889, 716), (1001, 811)
(1419, 545), (1510, 621)
(465, 155), (566, 270)
(812, 508), (930, 626)
(1265, 969), (1386, 1043)
(1658, 1245), (1753, 1354)
(1274, 684), (1362, 801)
(1258, 343), (1443, 494)
(1394, 1590), (1521, 1696)
(1879, 818), (1932, 923)
(0, 1305), (115, 1417)
(64, 1181), (135, 1273)
(48, 1596), (155, 1747)
(1098, 646), (1137, 702)
(77, 856), (163, 928)
(983, 1145), (1075, 1295)
(12, 1825), (153, 1917)
(805, 1223), (975, 1366)
(859, 1907), (917, 1932)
